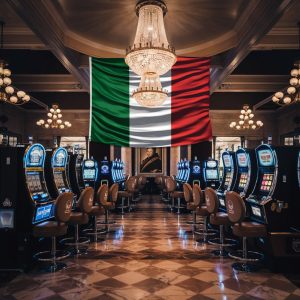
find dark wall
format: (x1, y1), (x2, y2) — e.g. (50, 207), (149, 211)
(191, 141), (212, 161)
(89, 141), (110, 162)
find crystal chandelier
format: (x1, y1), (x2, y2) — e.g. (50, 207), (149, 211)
(36, 104), (72, 129)
(229, 104), (263, 130)
(0, 22), (30, 105)
(272, 23), (300, 106)
(125, 0), (176, 107)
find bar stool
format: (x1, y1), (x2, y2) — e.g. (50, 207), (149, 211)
(117, 177), (134, 214)
(164, 177), (176, 212)
(130, 176), (140, 210)
(171, 177), (185, 214)
(99, 184), (117, 234)
(33, 192), (73, 272)
(60, 187), (94, 255)
(206, 187), (237, 257)
(184, 183), (200, 225)
(193, 185), (218, 243)
(226, 191), (267, 272)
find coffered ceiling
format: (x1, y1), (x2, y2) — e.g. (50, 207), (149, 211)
(1, 0), (300, 111)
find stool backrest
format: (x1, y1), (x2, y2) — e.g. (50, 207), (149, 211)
(78, 187), (94, 213)
(165, 177), (176, 193)
(154, 175), (163, 186)
(183, 183), (193, 203)
(127, 176), (137, 192)
(109, 183), (119, 203)
(226, 191), (246, 223)
(138, 175), (147, 186)
(205, 187), (219, 214)
(192, 184), (202, 207)
(55, 192), (73, 223)
(97, 184), (109, 206)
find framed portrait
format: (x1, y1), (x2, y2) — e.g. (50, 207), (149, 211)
(136, 147), (166, 176)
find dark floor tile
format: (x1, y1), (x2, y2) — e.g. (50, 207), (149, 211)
(92, 278), (127, 291)
(177, 278), (213, 294)
(98, 266), (128, 277)
(138, 266), (167, 277)
(133, 278), (169, 293)
(176, 266), (202, 277)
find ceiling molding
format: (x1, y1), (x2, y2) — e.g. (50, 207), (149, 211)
(7, 0), (90, 90)
(210, 0), (294, 93)
(12, 74), (87, 92)
(217, 74), (289, 92)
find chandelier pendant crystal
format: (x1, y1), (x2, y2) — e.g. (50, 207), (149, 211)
(125, 0), (176, 107)
(272, 23), (300, 106)
(0, 22), (30, 105)
(229, 105), (263, 130)
(36, 104), (72, 129)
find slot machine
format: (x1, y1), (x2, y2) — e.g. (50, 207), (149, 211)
(202, 158), (220, 189)
(0, 144), (54, 269)
(68, 153), (84, 198)
(99, 156), (111, 186)
(233, 148), (257, 198)
(217, 150), (237, 211)
(45, 147), (72, 200)
(183, 159), (191, 183)
(190, 156), (202, 186)
(82, 158), (98, 189)
(177, 159), (183, 182)
(246, 144), (300, 257)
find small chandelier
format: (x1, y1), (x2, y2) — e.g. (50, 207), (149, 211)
(0, 22), (30, 105)
(36, 104), (72, 129)
(272, 23), (300, 106)
(125, 0), (176, 107)
(229, 104), (263, 130)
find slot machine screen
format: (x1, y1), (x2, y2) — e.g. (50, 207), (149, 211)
(34, 204), (53, 223)
(84, 160), (95, 168)
(251, 206), (262, 217)
(224, 172), (232, 189)
(258, 149), (274, 167)
(0, 210), (14, 229)
(53, 149), (67, 167)
(223, 154), (231, 168)
(83, 169), (96, 180)
(54, 172), (65, 188)
(206, 169), (218, 180)
(101, 164), (109, 174)
(26, 145), (44, 167)
(260, 173), (274, 193)
(238, 173), (248, 189)
(237, 153), (248, 167)
(207, 160), (217, 168)
(192, 165), (200, 174)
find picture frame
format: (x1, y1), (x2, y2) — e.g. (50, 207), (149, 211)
(136, 147), (166, 176)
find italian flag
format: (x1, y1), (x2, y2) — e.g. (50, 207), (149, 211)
(90, 57), (212, 147)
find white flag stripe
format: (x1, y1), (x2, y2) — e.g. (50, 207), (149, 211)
(129, 70), (172, 147)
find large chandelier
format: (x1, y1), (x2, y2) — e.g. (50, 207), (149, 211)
(0, 22), (30, 105)
(229, 104), (263, 130)
(272, 23), (300, 106)
(125, 0), (176, 107)
(36, 104), (72, 129)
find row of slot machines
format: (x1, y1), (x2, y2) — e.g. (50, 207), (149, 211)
(98, 157), (126, 186)
(176, 157), (220, 189)
(217, 144), (300, 258)
(0, 144), (100, 269)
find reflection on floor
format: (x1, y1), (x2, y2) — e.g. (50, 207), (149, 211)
(1, 195), (300, 300)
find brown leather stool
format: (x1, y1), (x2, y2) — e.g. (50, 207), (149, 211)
(184, 183), (201, 225)
(130, 176), (140, 210)
(226, 191), (267, 272)
(137, 175), (147, 199)
(166, 177), (184, 214)
(164, 177), (176, 212)
(206, 187), (237, 257)
(117, 177), (136, 214)
(99, 184), (118, 234)
(60, 187), (94, 255)
(193, 185), (218, 242)
(33, 192), (73, 272)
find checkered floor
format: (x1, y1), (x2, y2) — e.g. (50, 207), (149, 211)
(1, 195), (300, 300)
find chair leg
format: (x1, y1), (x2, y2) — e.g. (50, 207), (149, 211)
(229, 237), (264, 272)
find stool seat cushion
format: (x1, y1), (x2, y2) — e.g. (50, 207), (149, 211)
(118, 191), (130, 198)
(172, 191), (184, 198)
(69, 212), (89, 225)
(196, 205), (209, 217)
(103, 202), (115, 209)
(33, 221), (68, 238)
(232, 222), (267, 238)
(210, 212), (230, 226)
(90, 206), (105, 216)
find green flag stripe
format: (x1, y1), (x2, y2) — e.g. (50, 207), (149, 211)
(91, 58), (130, 147)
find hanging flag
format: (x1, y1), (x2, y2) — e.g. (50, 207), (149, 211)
(90, 57), (212, 147)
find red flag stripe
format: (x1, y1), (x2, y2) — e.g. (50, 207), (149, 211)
(171, 57), (212, 146)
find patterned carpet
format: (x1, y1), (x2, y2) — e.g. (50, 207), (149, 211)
(0, 195), (299, 300)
